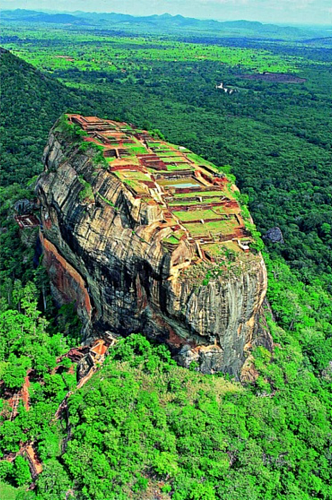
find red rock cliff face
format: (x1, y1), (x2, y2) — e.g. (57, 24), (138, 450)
(36, 118), (272, 377)
(40, 232), (92, 321)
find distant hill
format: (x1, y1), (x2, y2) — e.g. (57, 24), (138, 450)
(0, 48), (85, 185)
(75, 11), (303, 37)
(1, 9), (329, 40)
(0, 9), (90, 25)
(0, 9), (40, 19)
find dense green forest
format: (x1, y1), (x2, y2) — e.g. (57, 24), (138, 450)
(0, 14), (331, 499)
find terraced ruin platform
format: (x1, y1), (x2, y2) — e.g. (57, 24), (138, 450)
(68, 114), (252, 261)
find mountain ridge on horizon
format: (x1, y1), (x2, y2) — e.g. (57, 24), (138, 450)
(1, 7), (331, 28)
(1, 8), (330, 39)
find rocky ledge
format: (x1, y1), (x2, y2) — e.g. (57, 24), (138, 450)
(36, 114), (272, 377)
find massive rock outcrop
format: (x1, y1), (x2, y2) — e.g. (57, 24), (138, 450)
(36, 115), (272, 377)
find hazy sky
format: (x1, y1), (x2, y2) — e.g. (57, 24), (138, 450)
(2, 0), (332, 25)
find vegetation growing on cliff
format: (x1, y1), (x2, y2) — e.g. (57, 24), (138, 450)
(55, 114), (88, 143)
(78, 176), (94, 203)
